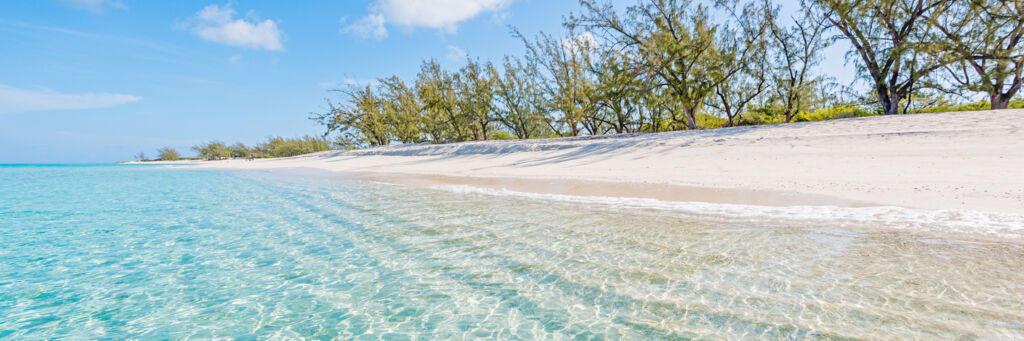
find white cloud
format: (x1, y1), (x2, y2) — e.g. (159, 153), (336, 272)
(61, 0), (124, 13)
(341, 13), (388, 39)
(0, 85), (141, 114)
(344, 0), (512, 39)
(561, 31), (599, 53)
(186, 4), (284, 51)
(447, 45), (467, 62)
(228, 54), (243, 64)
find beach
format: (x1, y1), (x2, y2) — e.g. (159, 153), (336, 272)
(176, 109), (1024, 214)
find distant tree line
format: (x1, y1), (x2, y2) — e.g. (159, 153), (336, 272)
(137, 136), (330, 161)
(189, 136), (329, 160)
(312, 0), (1023, 148)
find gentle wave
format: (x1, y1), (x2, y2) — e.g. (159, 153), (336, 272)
(430, 184), (1024, 239)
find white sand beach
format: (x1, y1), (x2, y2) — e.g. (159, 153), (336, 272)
(181, 109), (1024, 213)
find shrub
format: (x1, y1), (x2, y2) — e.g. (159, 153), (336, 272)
(157, 147), (180, 161)
(737, 105), (785, 126)
(257, 136), (330, 158)
(916, 99), (1024, 113)
(916, 100), (990, 114)
(191, 141), (231, 160)
(696, 113), (726, 129)
(794, 105), (877, 122)
(489, 131), (517, 140)
(229, 143), (251, 158)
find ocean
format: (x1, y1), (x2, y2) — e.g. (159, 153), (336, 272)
(1, 164), (1022, 339)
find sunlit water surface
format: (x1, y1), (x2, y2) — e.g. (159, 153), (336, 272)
(1, 164), (1022, 339)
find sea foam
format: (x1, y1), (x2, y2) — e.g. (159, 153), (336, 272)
(430, 184), (1024, 239)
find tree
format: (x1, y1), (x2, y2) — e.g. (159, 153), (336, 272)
(257, 136), (330, 157)
(592, 51), (644, 133)
(706, 1), (774, 126)
(521, 29), (598, 136)
(378, 76), (425, 143)
(814, 0), (951, 115)
(311, 86), (385, 148)
(157, 147), (180, 161)
(417, 59), (470, 142)
(928, 0), (1024, 109)
(709, 59), (768, 126)
(455, 59), (498, 140)
(765, 3), (831, 122)
(228, 143), (250, 158)
(491, 56), (553, 139)
(572, 0), (756, 130)
(191, 141), (231, 160)
(321, 85), (391, 147)
(134, 151), (147, 162)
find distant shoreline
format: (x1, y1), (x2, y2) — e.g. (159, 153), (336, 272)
(158, 109), (1024, 214)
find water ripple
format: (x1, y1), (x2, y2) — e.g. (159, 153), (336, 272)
(0, 165), (1021, 339)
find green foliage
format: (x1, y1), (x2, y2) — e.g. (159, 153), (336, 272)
(926, 0), (1024, 109)
(1011, 98), (1024, 109)
(740, 104), (876, 125)
(916, 98), (1024, 113)
(574, 0), (754, 129)
(191, 141), (231, 160)
(157, 147), (180, 161)
(794, 105), (877, 122)
(813, 0), (950, 115)
(765, 3), (830, 123)
(334, 86), (392, 147)
(489, 131), (517, 140)
(737, 104), (785, 126)
(134, 152), (147, 162)
(456, 59), (498, 140)
(378, 76), (425, 144)
(418, 59), (470, 142)
(592, 52), (644, 133)
(696, 114), (726, 129)
(520, 29), (597, 136)
(257, 136), (330, 158)
(915, 101), (991, 114)
(229, 143), (251, 158)
(493, 56), (555, 139)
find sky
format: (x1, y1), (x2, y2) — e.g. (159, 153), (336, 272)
(0, 0), (856, 163)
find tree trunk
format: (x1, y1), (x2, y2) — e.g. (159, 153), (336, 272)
(882, 97), (900, 115)
(991, 93), (1012, 110)
(685, 110), (698, 130)
(877, 87), (900, 115)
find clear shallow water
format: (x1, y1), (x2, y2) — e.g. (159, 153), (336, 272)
(1, 164), (1022, 340)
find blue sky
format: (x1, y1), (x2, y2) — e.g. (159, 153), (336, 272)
(0, 0), (854, 163)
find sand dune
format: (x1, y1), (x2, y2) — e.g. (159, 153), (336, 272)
(186, 109), (1024, 213)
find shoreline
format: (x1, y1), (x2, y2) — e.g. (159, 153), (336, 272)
(353, 172), (877, 208)
(166, 109), (1022, 214)
(238, 167), (1024, 240)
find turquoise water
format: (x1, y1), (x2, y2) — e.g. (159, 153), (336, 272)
(1, 164), (1023, 339)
